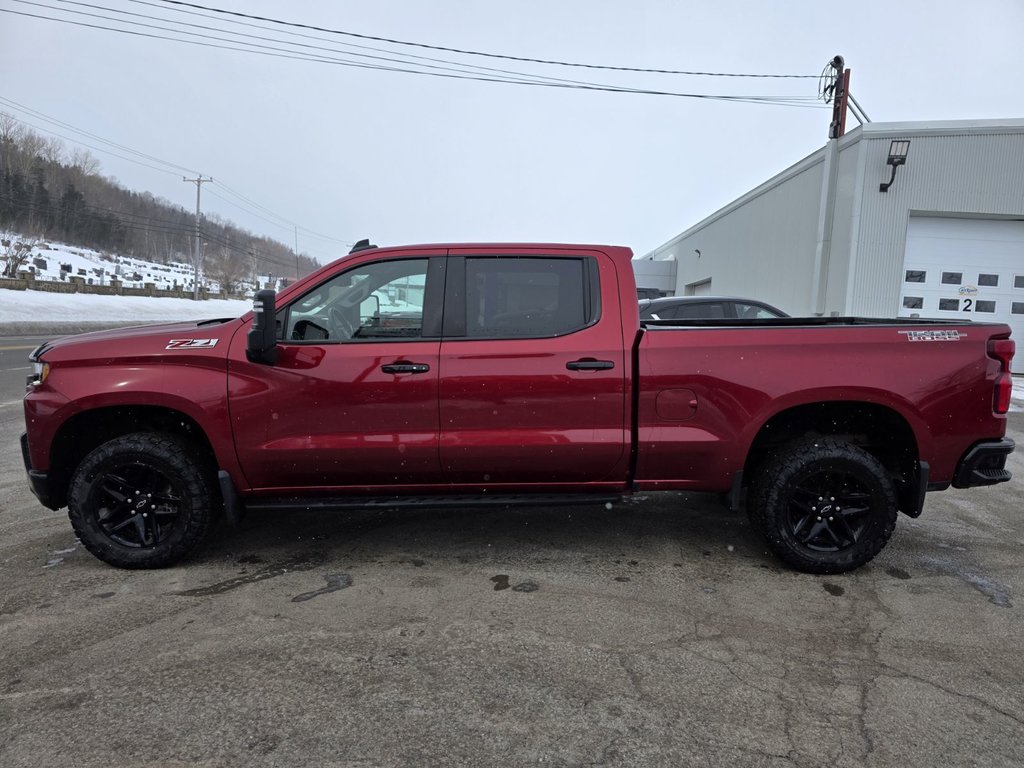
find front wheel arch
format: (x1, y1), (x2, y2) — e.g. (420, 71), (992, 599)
(47, 405), (220, 510)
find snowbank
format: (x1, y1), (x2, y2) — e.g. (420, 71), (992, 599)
(0, 288), (249, 328)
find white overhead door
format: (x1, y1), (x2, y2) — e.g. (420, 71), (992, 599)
(688, 279), (712, 296)
(899, 217), (1024, 373)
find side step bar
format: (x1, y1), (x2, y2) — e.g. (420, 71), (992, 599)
(244, 493), (624, 514)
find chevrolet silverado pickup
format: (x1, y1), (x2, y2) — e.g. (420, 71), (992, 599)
(21, 242), (1015, 573)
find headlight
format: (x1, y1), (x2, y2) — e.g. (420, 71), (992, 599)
(27, 362), (50, 387)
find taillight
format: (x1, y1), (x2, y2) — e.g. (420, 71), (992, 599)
(988, 337), (1015, 414)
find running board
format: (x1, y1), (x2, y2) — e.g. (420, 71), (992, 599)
(244, 493), (624, 513)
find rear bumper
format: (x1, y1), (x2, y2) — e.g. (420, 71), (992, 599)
(20, 432), (61, 510)
(952, 438), (1014, 489)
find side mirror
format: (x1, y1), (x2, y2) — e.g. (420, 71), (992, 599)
(246, 289), (279, 365)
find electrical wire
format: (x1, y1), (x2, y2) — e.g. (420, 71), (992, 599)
(62, 0), (639, 93)
(3, 5), (826, 108)
(818, 61), (838, 104)
(0, 99), (351, 251)
(150, 0), (820, 78)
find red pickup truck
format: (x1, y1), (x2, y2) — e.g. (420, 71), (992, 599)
(22, 242), (1015, 573)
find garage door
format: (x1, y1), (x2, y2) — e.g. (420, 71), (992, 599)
(687, 279), (712, 296)
(899, 217), (1024, 373)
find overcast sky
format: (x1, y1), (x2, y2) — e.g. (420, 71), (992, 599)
(1, 0), (1021, 264)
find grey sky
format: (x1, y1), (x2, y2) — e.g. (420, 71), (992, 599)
(1, 0), (1021, 264)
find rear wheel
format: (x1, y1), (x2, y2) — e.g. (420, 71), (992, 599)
(749, 438), (898, 574)
(68, 433), (215, 569)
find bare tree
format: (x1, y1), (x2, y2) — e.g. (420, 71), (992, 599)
(1, 236), (38, 277)
(205, 247), (248, 294)
(68, 147), (99, 175)
(0, 112), (24, 173)
(39, 136), (64, 190)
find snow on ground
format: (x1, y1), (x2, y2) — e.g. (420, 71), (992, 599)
(0, 288), (250, 324)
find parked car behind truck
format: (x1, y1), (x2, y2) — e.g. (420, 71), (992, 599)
(23, 242), (1015, 573)
(638, 295), (788, 320)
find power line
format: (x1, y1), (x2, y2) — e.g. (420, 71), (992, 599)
(124, 0), (658, 92)
(0, 94), (198, 175)
(0, 98), (353, 251)
(0, 191), (255, 256)
(3, 6), (825, 108)
(0, 109), (184, 177)
(61, 0), (628, 93)
(151, 0), (820, 79)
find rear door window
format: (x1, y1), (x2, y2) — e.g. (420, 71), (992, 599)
(453, 256), (599, 339)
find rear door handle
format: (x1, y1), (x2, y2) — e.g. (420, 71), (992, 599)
(566, 359), (615, 371)
(381, 362), (431, 374)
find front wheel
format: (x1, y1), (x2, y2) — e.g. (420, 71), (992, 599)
(749, 438), (898, 574)
(68, 433), (216, 569)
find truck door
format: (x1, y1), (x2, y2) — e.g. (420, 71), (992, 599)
(438, 249), (628, 485)
(228, 252), (445, 489)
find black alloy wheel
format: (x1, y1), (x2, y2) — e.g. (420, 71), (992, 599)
(68, 433), (216, 568)
(783, 468), (875, 552)
(87, 462), (185, 548)
(749, 438), (898, 574)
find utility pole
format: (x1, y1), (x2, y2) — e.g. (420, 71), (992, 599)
(183, 175), (212, 300)
(294, 225), (300, 282)
(828, 55), (848, 140)
(813, 56), (846, 315)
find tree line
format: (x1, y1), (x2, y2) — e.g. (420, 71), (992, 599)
(0, 113), (321, 290)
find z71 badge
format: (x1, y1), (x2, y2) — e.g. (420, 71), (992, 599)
(165, 339), (219, 349)
(899, 330), (962, 342)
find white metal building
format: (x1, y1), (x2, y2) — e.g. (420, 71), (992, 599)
(638, 118), (1024, 370)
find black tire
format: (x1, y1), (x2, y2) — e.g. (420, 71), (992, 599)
(749, 437), (897, 574)
(68, 432), (216, 569)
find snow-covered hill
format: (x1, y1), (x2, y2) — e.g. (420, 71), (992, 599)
(1, 233), (257, 329)
(2, 232), (292, 294)
(8, 235), (206, 292)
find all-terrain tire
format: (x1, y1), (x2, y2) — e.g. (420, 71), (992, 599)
(68, 432), (216, 569)
(749, 437), (898, 574)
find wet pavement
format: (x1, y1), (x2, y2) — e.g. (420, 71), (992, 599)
(1, 384), (1022, 766)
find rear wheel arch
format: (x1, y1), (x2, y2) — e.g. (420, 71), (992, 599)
(742, 400), (922, 514)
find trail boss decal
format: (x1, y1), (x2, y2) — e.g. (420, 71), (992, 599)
(165, 339), (219, 350)
(899, 330), (962, 342)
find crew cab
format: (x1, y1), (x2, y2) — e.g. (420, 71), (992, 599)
(22, 242), (1015, 573)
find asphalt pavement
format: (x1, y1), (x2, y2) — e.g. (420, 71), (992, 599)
(1, 333), (1022, 767)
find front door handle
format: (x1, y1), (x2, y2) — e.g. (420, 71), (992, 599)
(381, 362), (431, 374)
(566, 359), (615, 371)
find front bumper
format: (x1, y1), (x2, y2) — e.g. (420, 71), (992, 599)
(20, 432), (61, 510)
(952, 438), (1014, 489)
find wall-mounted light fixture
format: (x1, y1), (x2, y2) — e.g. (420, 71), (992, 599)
(879, 139), (910, 192)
